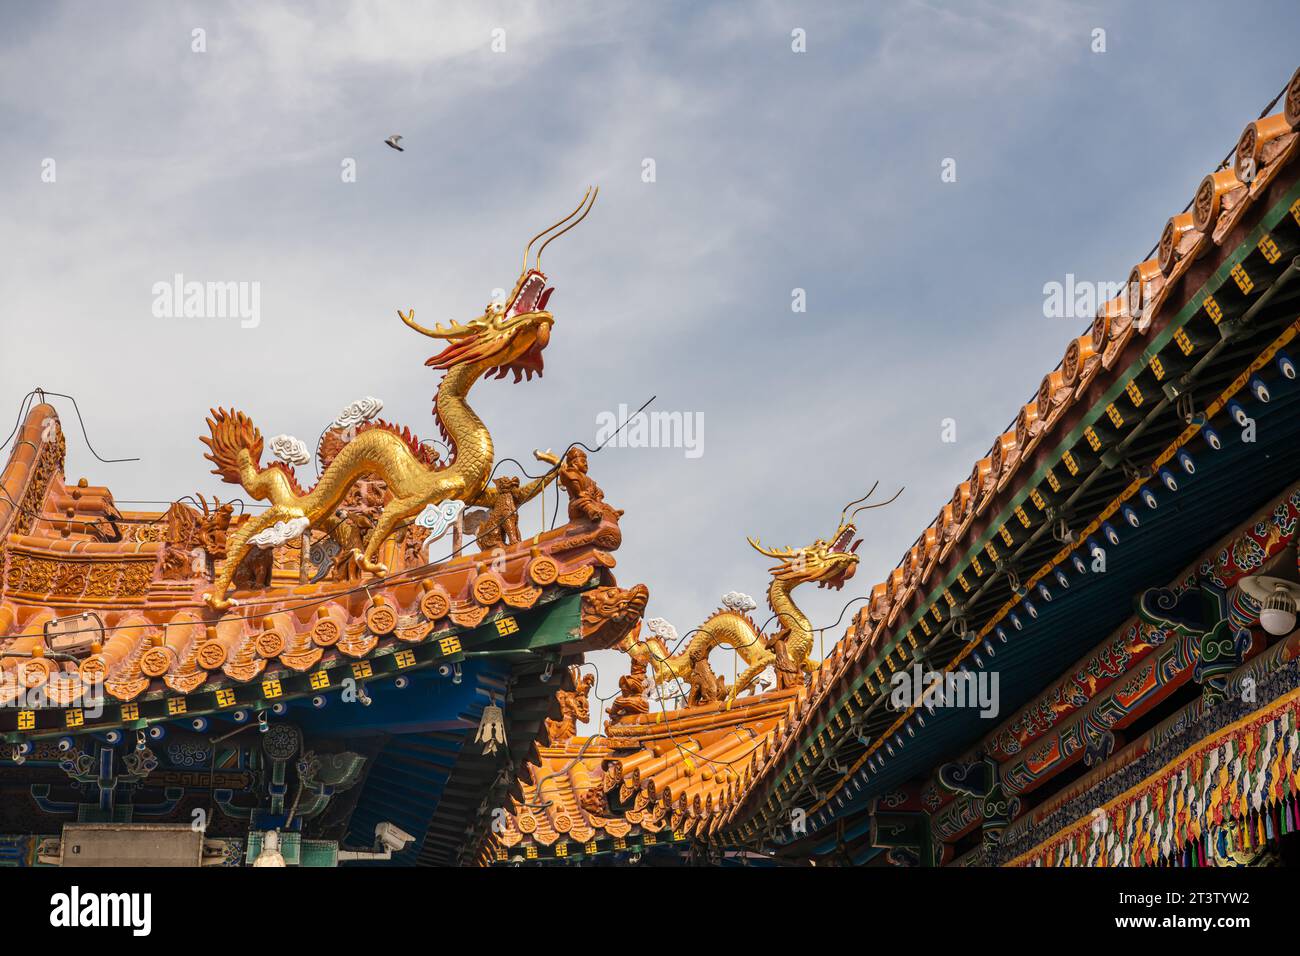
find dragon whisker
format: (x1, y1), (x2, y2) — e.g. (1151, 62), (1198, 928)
(523, 187), (593, 273)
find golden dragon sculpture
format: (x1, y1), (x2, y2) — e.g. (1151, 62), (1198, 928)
(199, 189), (599, 610)
(614, 487), (900, 704)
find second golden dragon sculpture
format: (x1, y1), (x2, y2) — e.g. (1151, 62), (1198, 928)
(614, 487), (900, 704)
(200, 189), (599, 610)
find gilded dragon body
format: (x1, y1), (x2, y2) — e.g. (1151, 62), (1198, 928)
(200, 189), (599, 610)
(617, 490), (904, 704)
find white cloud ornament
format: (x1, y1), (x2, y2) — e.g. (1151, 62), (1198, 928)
(415, 499), (464, 540)
(721, 591), (757, 612)
(645, 616), (678, 643)
(249, 517), (311, 549)
(268, 434), (311, 465)
(333, 396), (384, 430)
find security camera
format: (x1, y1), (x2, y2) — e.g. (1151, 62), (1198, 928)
(375, 822), (414, 853)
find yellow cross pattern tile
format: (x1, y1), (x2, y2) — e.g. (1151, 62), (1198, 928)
(613, 837), (626, 850)
(984, 541), (999, 561)
(65, 709), (84, 728)
(1202, 295), (1223, 325)
(17, 711), (35, 731)
(261, 678), (282, 699)
(1106, 403), (1125, 428)
(1084, 427), (1101, 451)
(1062, 450), (1079, 475)
(1258, 234), (1281, 264)
(1030, 488), (1046, 510)
(1015, 506), (1031, 528)
(167, 698), (187, 715)
(438, 636), (462, 656)
(351, 661), (372, 679)
(554, 842), (568, 857)
(999, 525), (1014, 546)
(309, 670), (330, 690)
(1174, 327), (1194, 356)
(494, 616), (519, 636)
(585, 840), (597, 854)
(215, 689), (236, 708)
(1150, 355), (1166, 380)
(394, 650), (416, 668)
(1045, 469), (1061, 492)
(120, 703), (139, 721)
(526, 845), (538, 859)
(1230, 262), (1253, 294)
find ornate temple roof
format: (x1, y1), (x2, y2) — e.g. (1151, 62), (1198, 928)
(482, 66), (1300, 866)
(483, 686), (801, 863)
(0, 393), (647, 864)
(0, 404), (643, 726)
(717, 65), (1300, 848)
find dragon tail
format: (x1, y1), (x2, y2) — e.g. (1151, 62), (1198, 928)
(200, 407), (263, 484)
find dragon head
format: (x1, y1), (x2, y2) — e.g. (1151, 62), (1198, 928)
(398, 188), (598, 383)
(747, 484), (903, 591)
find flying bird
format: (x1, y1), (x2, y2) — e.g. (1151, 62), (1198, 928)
(384, 134), (404, 152)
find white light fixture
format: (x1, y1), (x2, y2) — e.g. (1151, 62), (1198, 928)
(1239, 575), (1300, 637)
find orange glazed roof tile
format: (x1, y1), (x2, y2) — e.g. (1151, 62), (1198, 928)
(482, 687), (803, 862)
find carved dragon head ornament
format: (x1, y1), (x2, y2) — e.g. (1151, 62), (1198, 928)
(747, 483), (903, 590)
(397, 187), (599, 383)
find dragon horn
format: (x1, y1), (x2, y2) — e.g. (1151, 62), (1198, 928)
(523, 188), (593, 273)
(397, 309), (477, 340)
(536, 186), (598, 269)
(850, 486), (904, 518)
(840, 482), (880, 523)
(748, 536), (792, 559)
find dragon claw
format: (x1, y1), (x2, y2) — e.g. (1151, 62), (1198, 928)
(204, 593), (234, 613)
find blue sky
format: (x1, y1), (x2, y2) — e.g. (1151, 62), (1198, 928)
(2, 1), (1298, 725)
